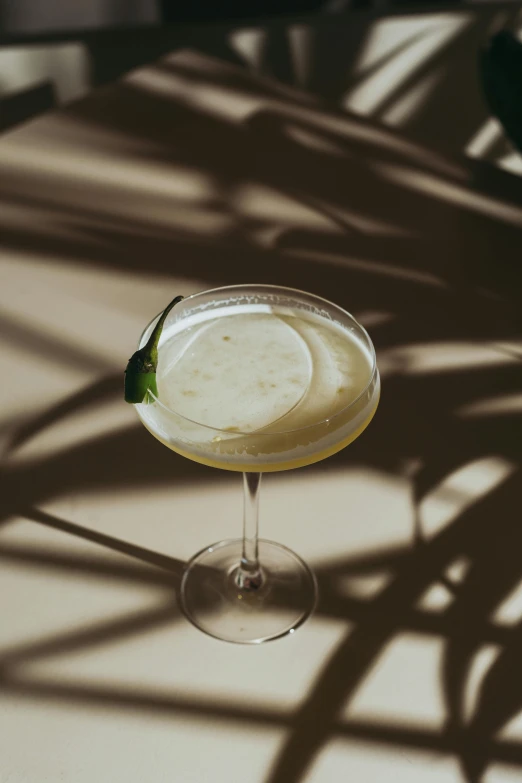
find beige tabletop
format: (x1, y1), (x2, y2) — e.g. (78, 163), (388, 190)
(0, 19), (522, 783)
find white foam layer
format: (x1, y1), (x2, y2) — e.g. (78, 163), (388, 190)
(157, 305), (371, 433)
(138, 302), (378, 469)
(157, 312), (313, 432)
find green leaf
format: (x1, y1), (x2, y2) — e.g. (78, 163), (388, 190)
(124, 295), (184, 404)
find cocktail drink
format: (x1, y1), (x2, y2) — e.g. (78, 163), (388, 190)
(134, 285), (379, 643)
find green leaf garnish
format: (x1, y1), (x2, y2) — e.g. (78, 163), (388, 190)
(124, 295), (184, 404)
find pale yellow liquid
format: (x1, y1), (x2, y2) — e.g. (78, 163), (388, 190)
(137, 304), (379, 472)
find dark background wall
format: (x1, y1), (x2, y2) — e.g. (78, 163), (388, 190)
(0, 1), (330, 36)
(0, 0), (473, 38)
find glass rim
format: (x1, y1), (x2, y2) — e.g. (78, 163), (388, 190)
(138, 283), (378, 436)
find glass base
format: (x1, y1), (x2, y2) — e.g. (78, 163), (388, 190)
(180, 539), (318, 644)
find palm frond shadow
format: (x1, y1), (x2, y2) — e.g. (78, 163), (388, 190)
(2, 54), (521, 316)
(5, 373), (121, 455)
(0, 508), (185, 672)
(267, 471), (522, 783)
(1, 472), (522, 783)
(0, 311), (114, 375)
(1, 41), (522, 783)
(0, 423), (220, 527)
(0, 603), (178, 670)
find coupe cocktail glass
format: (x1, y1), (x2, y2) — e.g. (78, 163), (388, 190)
(135, 285), (379, 643)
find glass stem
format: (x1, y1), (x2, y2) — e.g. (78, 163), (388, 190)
(236, 472), (264, 591)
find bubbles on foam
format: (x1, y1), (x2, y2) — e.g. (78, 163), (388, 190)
(157, 304), (373, 440)
(158, 310), (315, 432)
